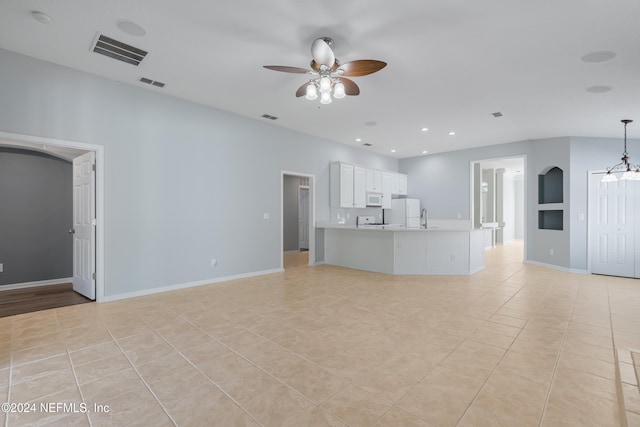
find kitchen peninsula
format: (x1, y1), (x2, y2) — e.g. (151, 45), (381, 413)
(317, 223), (486, 275)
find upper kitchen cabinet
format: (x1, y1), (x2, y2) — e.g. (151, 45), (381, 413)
(391, 173), (408, 195)
(366, 169), (382, 193)
(330, 162), (367, 208)
(354, 166), (366, 208)
(381, 172), (392, 209)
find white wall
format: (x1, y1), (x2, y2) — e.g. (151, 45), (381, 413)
(0, 49), (398, 298)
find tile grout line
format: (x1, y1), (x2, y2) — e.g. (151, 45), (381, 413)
(536, 277), (582, 427)
(4, 318), (15, 427)
(453, 268), (535, 426)
(142, 315), (265, 426)
(99, 316), (179, 427)
(54, 309), (92, 427)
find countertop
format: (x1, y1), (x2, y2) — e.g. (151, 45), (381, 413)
(316, 223), (481, 232)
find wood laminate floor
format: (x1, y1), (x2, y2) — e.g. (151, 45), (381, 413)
(0, 283), (92, 318)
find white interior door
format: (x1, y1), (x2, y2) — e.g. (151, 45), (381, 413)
(72, 152), (96, 299)
(298, 186), (309, 250)
(590, 174), (636, 278)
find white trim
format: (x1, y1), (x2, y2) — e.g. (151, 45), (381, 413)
(469, 155), (527, 263)
(0, 131), (106, 302)
(468, 265), (486, 275)
(0, 277), (73, 291)
(281, 171), (316, 268)
(524, 259), (588, 274)
(101, 268), (284, 303)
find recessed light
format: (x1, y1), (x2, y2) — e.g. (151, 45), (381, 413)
(365, 121), (378, 126)
(449, 131), (456, 136)
(390, 149), (396, 153)
(363, 143), (373, 147)
(421, 127), (429, 132)
(31, 11), (53, 24)
(117, 20), (147, 37)
(580, 51), (616, 63)
(585, 85), (613, 93)
(422, 150), (428, 154)
(355, 138), (362, 142)
(492, 112), (503, 118)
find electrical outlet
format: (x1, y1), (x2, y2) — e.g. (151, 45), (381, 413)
(457, 213), (462, 219)
(0, 263), (3, 273)
(263, 212), (270, 220)
(549, 249), (554, 256)
(211, 258), (218, 267)
(346, 213), (350, 219)
(337, 213), (341, 220)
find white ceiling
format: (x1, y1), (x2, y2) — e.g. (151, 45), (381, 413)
(2, 0), (640, 159)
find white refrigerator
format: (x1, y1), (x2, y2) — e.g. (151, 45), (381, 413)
(388, 199), (421, 228)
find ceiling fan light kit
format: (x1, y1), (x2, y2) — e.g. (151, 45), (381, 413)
(602, 119), (640, 182)
(264, 37), (386, 104)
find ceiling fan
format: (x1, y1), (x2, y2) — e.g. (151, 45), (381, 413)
(263, 37), (387, 104)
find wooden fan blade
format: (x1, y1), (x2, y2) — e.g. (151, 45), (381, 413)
(296, 83), (308, 97)
(341, 78), (360, 96)
(263, 65), (311, 74)
(311, 38), (335, 67)
(338, 60), (387, 77)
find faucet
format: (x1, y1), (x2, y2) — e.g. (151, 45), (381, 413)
(421, 208), (427, 228)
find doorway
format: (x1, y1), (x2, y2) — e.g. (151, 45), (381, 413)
(471, 156), (526, 254)
(281, 171), (315, 269)
(0, 131), (104, 304)
(589, 172), (639, 278)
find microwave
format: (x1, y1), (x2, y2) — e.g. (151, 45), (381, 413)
(366, 193), (383, 207)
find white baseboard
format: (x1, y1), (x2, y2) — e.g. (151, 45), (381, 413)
(524, 260), (588, 275)
(469, 265), (486, 275)
(0, 277), (73, 291)
(100, 268), (284, 303)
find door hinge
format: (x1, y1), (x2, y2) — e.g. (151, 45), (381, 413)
(92, 163), (96, 172)
(92, 272), (96, 280)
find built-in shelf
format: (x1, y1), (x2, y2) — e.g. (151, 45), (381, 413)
(538, 210), (563, 230)
(538, 166), (564, 230)
(537, 203), (564, 211)
(539, 167), (563, 204)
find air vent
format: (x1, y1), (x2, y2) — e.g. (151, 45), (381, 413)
(261, 114), (278, 120)
(91, 34), (147, 66)
(139, 77), (165, 88)
(363, 143), (373, 146)
(492, 112), (503, 117)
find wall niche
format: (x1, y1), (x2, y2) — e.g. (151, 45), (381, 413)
(538, 166), (563, 204)
(538, 166), (564, 230)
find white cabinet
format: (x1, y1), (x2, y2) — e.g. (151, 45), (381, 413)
(366, 169), (382, 193)
(330, 162), (366, 208)
(330, 162), (354, 208)
(331, 163), (405, 208)
(354, 166), (367, 208)
(381, 172), (392, 209)
(390, 172), (408, 195)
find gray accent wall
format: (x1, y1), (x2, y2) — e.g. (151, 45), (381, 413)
(283, 175), (300, 252)
(0, 148), (72, 285)
(0, 49), (398, 298)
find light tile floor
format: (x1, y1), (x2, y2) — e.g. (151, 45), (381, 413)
(1, 241), (639, 426)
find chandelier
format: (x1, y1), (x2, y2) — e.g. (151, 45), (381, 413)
(602, 119), (640, 182)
